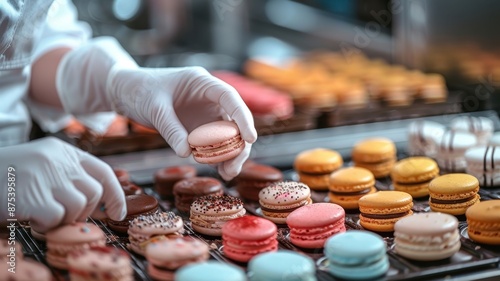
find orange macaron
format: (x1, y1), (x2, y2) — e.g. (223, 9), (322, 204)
(390, 157), (439, 198)
(466, 200), (500, 245)
(428, 173), (480, 215)
(352, 138), (397, 178)
(328, 167), (377, 209)
(294, 148), (343, 191)
(358, 191), (413, 232)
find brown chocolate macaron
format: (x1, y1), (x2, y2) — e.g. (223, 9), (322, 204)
(173, 177), (224, 213)
(235, 163), (283, 201)
(107, 194), (159, 234)
(154, 166), (197, 199)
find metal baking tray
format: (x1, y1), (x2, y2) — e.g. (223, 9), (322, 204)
(13, 159), (500, 281)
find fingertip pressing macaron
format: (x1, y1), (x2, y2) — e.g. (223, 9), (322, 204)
(390, 157), (439, 198)
(286, 203), (346, 249)
(222, 215), (278, 262)
(352, 138), (397, 178)
(394, 212), (460, 261)
(248, 250), (316, 281)
(428, 173), (480, 215)
(465, 146), (500, 187)
(294, 148), (343, 191)
(324, 230), (389, 280)
(190, 195), (246, 236)
(188, 120), (245, 164)
(358, 191), (414, 232)
(328, 167), (377, 209)
(258, 181), (312, 224)
(466, 200), (500, 245)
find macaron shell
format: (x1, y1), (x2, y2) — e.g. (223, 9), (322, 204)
(297, 172), (331, 190)
(67, 247), (132, 279)
(46, 222), (106, 244)
(393, 213), (461, 261)
(352, 138), (396, 163)
(466, 200), (500, 245)
(286, 203), (345, 228)
(175, 261), (247, 281)
(258, 182), (311, 206)
(190, 195), (244, 216)
(358, 191), (414, 210)
(146, 237), (209, 266)
(354, 157), (396, 178)
(248, 251), (316, 281)
(465, 146), (500, 187)
(188, 120), (240, 146)
(294, 148), (343, 173)
(222, 215), (277, 241)
(329, 167), (375, 192)
(428, 174), (479, 194)
(391, 157), (439, 183)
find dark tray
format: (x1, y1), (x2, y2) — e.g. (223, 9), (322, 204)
(9, 156), (500, 281)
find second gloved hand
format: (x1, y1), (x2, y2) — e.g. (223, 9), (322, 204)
(0, 137), (126, 233)
(57, 37), (257, 180)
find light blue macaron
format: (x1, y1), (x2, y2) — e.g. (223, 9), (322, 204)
(175, 261), (246, 281)
(324, 230), (389, 280)
(248, 250), (317, 281)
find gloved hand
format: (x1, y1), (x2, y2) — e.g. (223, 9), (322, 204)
(0, 137), (126, 233)
(56, 37), (257, 180)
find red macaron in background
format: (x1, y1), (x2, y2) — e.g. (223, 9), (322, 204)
(188, 120), (245, 164)
(222, 215), (278, 262)
(212, 71), (294, 121)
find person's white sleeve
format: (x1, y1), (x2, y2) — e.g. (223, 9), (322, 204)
(27, 0), (116, 134)
(32, 0), (91, 62)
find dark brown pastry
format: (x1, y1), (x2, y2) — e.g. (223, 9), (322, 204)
(154, 166), (197, 199)
(235, 162), (284, 201)
(121, 181), (143, 196)
(173, 177), (224, 213)
(107, 194), (159, 234)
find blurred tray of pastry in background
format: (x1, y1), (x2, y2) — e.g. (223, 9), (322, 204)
(61, 115), (168, 156)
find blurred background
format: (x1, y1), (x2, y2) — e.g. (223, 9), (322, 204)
(59, 0), (500, 177)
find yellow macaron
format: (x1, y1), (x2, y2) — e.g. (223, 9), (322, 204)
(466, 200), (500, 245)
(352, 138), (397, 178)
(390, 157), (439, 198)
(358, 191), (413, 232)
(329, 167), (377, 209)
(294, 148), (343, 191)
(428, 173), (480, 215)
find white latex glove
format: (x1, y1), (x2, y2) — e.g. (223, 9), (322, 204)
(57, 37), (257, 180)
(0, 137), (126, 233)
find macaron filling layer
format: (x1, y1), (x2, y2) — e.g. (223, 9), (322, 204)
(330, 189), (372, 196)
(191, 135), (244, 158)
(360, 211), (412, 220)
(430, 196), (477, 204)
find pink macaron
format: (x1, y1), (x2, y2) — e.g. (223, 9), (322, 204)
(222, 215), (278, 262)
(286, 203), (346, 249)
(188, 120), (245, 164)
